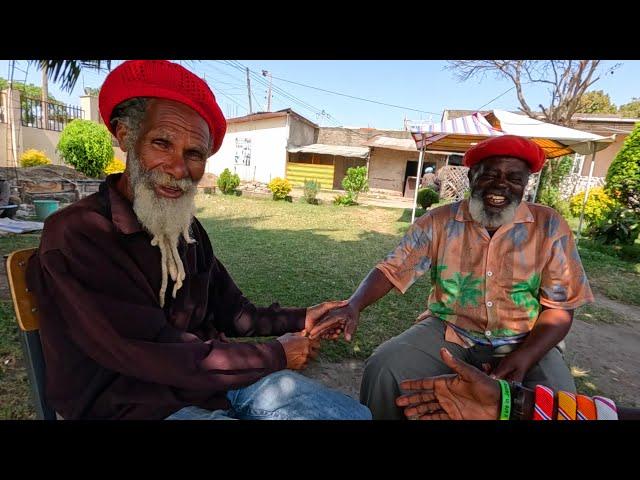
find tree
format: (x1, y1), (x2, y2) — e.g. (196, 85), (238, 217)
(447, 60), (619, 125)
(0, 78), (55, 100)
(0, 78), (61, 125)
(619, 98), (640, 119)
(576, 90), (617, 114)
(606, 122), (640, 212)
(28, 60), (112, 93)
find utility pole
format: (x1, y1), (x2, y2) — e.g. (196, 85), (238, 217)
(42, 63), (49, 129)
(262, 70), (272, 112)
(246, 68), (253, 114)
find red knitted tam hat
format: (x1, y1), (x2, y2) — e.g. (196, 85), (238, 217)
(463, 135), (546, 173)
(99, 60), (227, 154)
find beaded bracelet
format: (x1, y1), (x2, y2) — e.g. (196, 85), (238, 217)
(533, 385), (554, 420)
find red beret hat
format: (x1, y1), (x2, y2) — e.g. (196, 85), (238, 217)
(99, 60), (227, 154)
(463, 135), (546, 173)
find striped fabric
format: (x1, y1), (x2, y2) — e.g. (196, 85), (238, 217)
(410, 112), (503, 149)
(533, 385), (554, 420)
(557, 391), (578, 420)
(593, 396), (618, 420)
(576, 394), (598, 420)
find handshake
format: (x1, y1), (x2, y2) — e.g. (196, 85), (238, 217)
(275, 299), (360, 370)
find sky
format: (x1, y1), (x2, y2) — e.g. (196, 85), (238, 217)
(2, 60), (638, 130)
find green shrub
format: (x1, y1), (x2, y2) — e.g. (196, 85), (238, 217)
(303, 179), (321, 204)
(589, 206), (640, 245)
(555, 200), (571, 220)
(268, 177), (292, 200)
(341, 166), (368, 202)
(536, 155), (573, 217)
(569, 187), (616, 226)
(538, 155), (573, 192)
(19, 149), (51, 167)
(56, 119), (113, 178)
(217, 168), (240, 194)
(333, 194), (356, 206)
(104, 157), (126, 175)
(606, 122), (640, 212)
(417, 187), (439, 209)
(578, 238), (640, 263)
(537, 185), (571, 218)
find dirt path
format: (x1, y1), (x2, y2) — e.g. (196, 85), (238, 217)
(594, 292), (640, 322)
(565, 318), (640, 407)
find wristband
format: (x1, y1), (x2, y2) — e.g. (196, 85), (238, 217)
(498, 379), (511, 420)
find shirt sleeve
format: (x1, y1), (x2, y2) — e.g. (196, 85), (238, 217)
(33, 244), (288, 397)
(375, 212), (434, 294)
(206, 255), (306, 337)
(539, 216), (594, 310)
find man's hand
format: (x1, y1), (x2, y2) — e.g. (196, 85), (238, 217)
(490, 347), (536, 383)
(276, 332), (320, 370)
(308, 302), (360, 342)
(304, 300), (349, 337)
(395, 348), (500, 420)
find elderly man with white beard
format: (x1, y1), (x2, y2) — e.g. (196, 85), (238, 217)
(26, 60), (371, 420)
(309, 135), (595, 420)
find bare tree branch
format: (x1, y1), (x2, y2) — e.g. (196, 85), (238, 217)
(447, 60), (608, 125)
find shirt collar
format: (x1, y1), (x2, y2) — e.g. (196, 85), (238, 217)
(101, 174), (145, 235)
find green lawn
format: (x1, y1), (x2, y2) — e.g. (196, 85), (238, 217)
(0, 195), (638, 418)
(194, 195), (429, 361)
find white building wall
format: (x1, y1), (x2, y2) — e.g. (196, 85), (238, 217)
(206, 116), (289, 183)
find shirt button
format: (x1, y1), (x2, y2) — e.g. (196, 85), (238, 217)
(486, 271), (493, 277)
(485, 330), (492, 337)
(486, 301), (493, 307)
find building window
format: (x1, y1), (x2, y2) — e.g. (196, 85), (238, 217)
(571, 154), (585, 175)
(234, 138), (251, 166)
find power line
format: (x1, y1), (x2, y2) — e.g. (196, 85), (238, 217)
(476, 86), (516, 111)
(268, 73), (441, 116)
(220, 61), (339, 125)
(210, 61), (387, 140)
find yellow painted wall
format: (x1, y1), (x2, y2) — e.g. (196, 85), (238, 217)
(286, 162), (334, 189)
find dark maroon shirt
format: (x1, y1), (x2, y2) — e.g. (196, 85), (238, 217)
(26, 174), (306, 420)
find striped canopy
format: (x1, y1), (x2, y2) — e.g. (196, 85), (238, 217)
(410, 110), (614, 159)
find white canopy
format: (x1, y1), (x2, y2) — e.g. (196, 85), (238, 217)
(488, 110), (614, 155)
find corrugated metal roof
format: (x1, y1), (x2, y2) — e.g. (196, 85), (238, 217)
(287, 144), (369, 158)
(227, 109), (319, 128)
(364, 136), (417, 151)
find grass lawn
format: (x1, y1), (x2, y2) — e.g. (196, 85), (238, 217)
(0, 195), (638, 418)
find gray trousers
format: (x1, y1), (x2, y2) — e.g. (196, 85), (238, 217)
(360, 317), (576, 420)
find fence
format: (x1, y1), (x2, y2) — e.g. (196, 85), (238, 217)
(20, 95), (83, 132)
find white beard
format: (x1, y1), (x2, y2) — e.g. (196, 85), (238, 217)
(127, 152), (198, 306)
(468, 193), (519, 230)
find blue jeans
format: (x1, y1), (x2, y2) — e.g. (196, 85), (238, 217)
(165, 370), (372, 420)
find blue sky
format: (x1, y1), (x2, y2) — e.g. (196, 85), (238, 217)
(2, 60), (638, 130)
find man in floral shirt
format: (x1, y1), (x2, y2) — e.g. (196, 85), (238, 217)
(310, 135), (594, 419)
